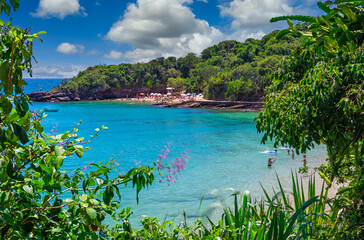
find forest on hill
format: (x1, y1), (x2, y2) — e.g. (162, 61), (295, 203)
(53, 27), (304, 101)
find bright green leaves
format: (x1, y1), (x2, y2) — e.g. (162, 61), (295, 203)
(0, 2), (160, 239)
(54, 145), (65, 157)
(257, 2), (364, 236)
(74, 145), (84, 158)
(86, 208), (97, 221)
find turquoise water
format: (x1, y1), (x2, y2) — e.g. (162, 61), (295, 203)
(31, 100), (327, 226)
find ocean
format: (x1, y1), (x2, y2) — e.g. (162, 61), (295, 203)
(25, 78), (327, 226)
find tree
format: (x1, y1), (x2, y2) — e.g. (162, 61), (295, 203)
(255, 1), (363, 237)
(0, 2), (155, 238)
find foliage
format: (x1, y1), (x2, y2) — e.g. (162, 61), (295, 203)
(0, 3), (156, 239)
(103, 173), (339, 240)
(256, 1), (364, 238)
(54, 32), (302, 100)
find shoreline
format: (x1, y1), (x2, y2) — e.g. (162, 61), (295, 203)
(29, 91), (264, 112)
(109, 97), (264, 111)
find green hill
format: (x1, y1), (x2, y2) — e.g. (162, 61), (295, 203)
(53, 29), (302, 101)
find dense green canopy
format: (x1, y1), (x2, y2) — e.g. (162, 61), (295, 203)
(54, 30), (303, 100)
(255, 1), (363, 237)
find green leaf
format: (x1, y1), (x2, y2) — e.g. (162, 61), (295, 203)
(86, 208), (97, 221)
(9, 0), (20, 11)
(19, 127), (29, 144)
(6, 162), (14, 178)
(74, 145), (84, 158)
(0, 126), (6, 142)
(3, 3), (10, 15)
(0, 20), (4, 26)
(1, 97), (12, 114)
(317, 2), (332, 14)
(276, 29), (292, 40)
(103, 186), (113, 205)
(55, 146), (65, 157)
(10, 123), (29, 144)
(33, 121), (44, 133)
(55, 156), (64, 170)
(23, 185), (33, 195)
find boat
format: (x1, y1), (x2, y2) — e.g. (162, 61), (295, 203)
(43, 108), (59, 112)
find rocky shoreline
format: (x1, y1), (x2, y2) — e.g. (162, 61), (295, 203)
(28, 91), (264, 111)
(156, 100), (264, 111)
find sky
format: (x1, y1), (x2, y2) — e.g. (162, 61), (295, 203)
(7, 0), (323, 78)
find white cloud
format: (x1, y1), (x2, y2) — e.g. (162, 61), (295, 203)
(218, 0), (322, 44)
(104, 50), (123, 60)
(220, 0), (293, 29)
(106, 0), (223, 62)
(32, 0), (86, 19)
(24, 64), (87, 79)
(57, 43), (84, 54)
(228, 30), (266, 43)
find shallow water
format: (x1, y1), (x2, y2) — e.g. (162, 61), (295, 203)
(31, 100), (327, 226)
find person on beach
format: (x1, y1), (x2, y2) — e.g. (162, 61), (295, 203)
(302, 155), (307, 167)
(291, 149), (295, 159)
(268, 158), (276, 167)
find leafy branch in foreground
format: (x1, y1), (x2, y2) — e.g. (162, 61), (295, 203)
(256, 1), (364, 238)
(0, 7), (156, 239)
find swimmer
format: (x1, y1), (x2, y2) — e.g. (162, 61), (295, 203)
(302, 155), (307, 167)
(268, 158), (276, 167)
(287, 149), (290, 154)
(275, 149), (277, 154)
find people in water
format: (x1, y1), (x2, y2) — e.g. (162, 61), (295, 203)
(302, 155), (307, 167)
(291, 149), (295, 159)
(268, 157), (276, 167)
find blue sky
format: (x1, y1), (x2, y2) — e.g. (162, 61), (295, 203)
(7, 0), (323, 78)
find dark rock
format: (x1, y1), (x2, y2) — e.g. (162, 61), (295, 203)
(57, 97), (70, 101)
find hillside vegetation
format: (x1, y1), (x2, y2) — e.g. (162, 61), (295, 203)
(54, 28), (303, 101)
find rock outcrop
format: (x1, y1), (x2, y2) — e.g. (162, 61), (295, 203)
(158, 100), (264, 111)
(28, 85), (167, 102)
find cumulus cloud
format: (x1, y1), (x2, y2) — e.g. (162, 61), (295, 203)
(228, 30), (266, 43)
(32, 0), (86, 19)
(24, 64), (87, 79)
(218, 0), (322, 44)
(106, 0), (223, 62)
(57, 43), (84, 54)
(104, 50), (123, 60)
(220, 0), (293, 29)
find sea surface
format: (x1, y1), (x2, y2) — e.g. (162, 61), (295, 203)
(26, 79), (327, 226)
